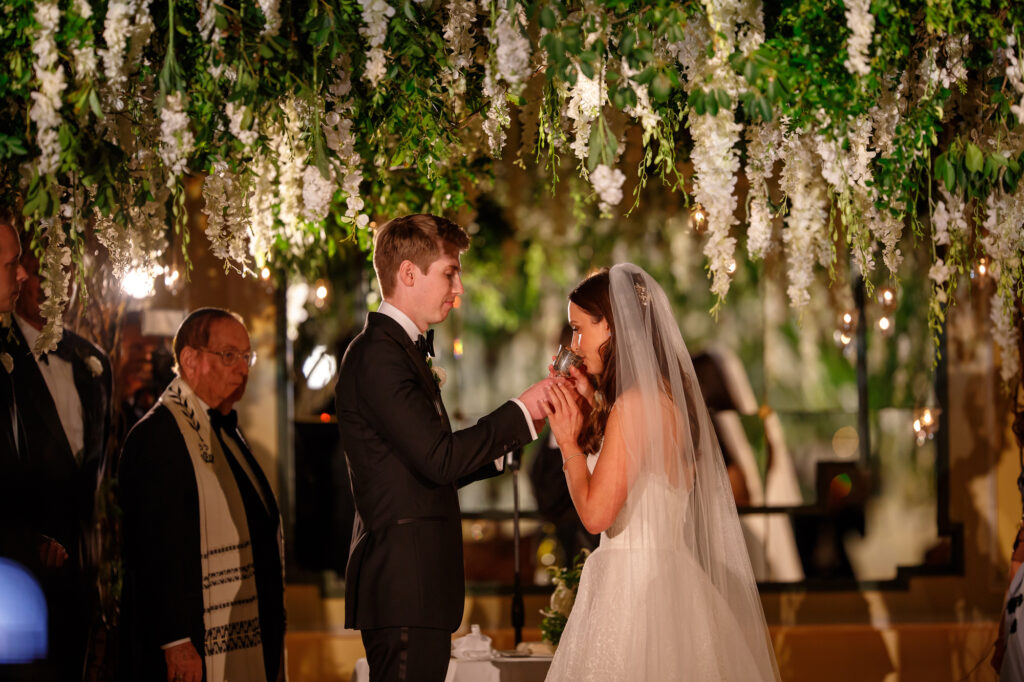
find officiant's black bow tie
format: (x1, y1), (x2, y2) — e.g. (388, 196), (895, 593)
(208, 408), (239, 433)
(415, 330), (435, 358)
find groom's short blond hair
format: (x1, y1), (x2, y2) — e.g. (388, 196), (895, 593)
(373, 214), (470, 298)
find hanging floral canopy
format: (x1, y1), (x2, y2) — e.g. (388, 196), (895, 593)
(1, 0), (1023, 378)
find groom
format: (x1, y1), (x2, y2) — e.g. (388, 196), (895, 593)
(336, 214), (549, 682)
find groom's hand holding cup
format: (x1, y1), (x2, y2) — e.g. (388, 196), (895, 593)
(519, 378), (558, 432)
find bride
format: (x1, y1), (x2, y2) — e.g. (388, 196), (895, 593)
(541, 264), (780, 681)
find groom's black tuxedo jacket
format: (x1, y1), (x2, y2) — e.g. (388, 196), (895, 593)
(336, 312), (532, 632)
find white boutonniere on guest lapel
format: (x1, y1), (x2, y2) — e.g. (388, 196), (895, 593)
(0, 352), (12, 374)
(428, 359), (446, 388)
(86, 355), (103, 377)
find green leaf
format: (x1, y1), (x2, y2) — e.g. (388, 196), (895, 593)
(539, 6), (557, 29)
(651, 71), (672, 102)
(688, 89), (706, 116)
(634, 67), (656, 85)
(579, 60), (594, 80)
(88, 88), (103, 118)
(965, 143), (983, 174)
(619, 30), (636, 55)
(587, 117), (606, 173)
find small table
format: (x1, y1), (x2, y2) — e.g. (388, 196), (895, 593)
(352, 655), (552, 682)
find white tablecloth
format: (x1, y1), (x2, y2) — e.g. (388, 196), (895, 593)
(352, 655), (552, 682)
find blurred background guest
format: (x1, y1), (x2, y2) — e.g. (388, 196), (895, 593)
(7, 231), (112, 681)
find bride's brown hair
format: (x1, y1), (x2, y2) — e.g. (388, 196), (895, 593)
(569, 270), (616, 454)
(570, 268), (701, 455)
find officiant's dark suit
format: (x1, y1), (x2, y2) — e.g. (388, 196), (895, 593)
(335, 214), (548, 682)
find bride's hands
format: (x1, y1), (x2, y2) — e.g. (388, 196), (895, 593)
(543, 380), (584, 451)
(564, 365), (596, 407)
(546, 357), (596, 409)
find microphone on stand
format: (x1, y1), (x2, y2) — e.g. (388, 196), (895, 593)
(509, 447), (524, 646)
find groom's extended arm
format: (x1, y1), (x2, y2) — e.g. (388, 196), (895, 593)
(352, 344), (533, 486)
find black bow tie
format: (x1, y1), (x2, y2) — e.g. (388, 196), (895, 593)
(208, 408), (239, 433)
(39, 338), (74, 365)
(415, 329), (435, 358)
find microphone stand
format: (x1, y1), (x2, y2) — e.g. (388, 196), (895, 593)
(510, 448), (524, 646)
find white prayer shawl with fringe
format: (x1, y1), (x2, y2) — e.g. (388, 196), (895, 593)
(159, 377), (267, 682)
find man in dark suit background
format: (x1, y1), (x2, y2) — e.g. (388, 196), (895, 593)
(0, 210), (28, 479)
(336, 214), (551, 682)
(8, 235), (112, 680)
(119, 308), (285, 682)
(0, 210), (31, 567)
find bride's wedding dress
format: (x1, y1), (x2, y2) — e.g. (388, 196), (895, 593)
(545, 455), (774, 681)
(545, 264), (779, 681)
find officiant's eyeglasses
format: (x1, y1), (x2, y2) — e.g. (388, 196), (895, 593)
(200, 348), (257, 368)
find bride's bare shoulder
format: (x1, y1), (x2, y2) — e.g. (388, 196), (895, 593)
(609, 387), (674, 420)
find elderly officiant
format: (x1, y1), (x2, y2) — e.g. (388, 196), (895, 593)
(118, 308), (285, 682)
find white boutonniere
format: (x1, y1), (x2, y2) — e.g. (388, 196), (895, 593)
(0, 352), (12, 374)
(427, 358), (446, 388)
(86, 356), (103, 378)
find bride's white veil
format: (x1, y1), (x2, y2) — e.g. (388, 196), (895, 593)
(607, 263), (779, 680)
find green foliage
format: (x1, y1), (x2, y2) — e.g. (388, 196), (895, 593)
(3, 0), (1024, 356)
(539, 549), (589, 646)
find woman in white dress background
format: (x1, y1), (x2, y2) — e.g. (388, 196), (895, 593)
(542, 264), (780, 681)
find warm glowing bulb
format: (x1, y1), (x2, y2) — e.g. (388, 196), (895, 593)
(315, 285), (328, 300)
(453, 338), (464, 357)
(922, 409), (933, 425)
(843, 312), (853, 325)
(878, 316), (891, 332)
(840, 333), (852, 346)
(913, 419), (922, 433)
(260, 266), (271, 280)
(726, 259), (737, 274)
(121, 267), (157, 299)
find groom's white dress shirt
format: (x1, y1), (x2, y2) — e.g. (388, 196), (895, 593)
(377, 301), (537, 468)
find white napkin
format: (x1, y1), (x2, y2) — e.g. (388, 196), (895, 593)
(451, 624), (493, 660)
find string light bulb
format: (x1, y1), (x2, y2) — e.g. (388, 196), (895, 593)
(912, 407), (941, 446)
(691, 204), (707, 233)
(973, 257), (989, 279)
(877, 286), (896, 311)
(839, 310), (857, 334)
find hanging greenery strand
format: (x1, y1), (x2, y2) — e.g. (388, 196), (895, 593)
(1, 0), (1023, 376)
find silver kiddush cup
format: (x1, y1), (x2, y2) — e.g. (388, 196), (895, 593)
(553, 344), (584, 377)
